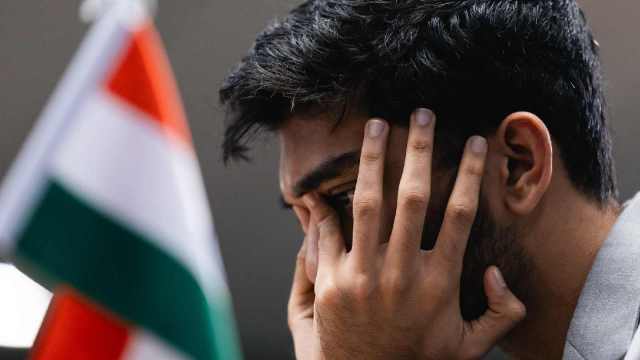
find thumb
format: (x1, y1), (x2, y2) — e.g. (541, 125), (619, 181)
(288, 237), (315, 330)
(288, 238), (321, 360)
(462, 266), (526, 358)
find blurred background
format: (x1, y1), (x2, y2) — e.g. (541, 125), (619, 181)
(0, 1), (638, 359)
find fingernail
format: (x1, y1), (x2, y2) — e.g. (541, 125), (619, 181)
(492, 267), (507, 292)
(470, 136), (487, 154)
(415, 108), (434, 127)
(367, 119), (385, 138)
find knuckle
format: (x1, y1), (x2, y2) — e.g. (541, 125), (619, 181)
(409, 138), (433, 154)
(398, 188), (429, 211)
(446, 203), (475, 227)
(507, 301), (527, 321)
(428, 274), (451, 296)
(461, 161), (484, 178)
(344, 272), (376, 302)
(316, 280), (341, 307)
(353, 276), (376, 301)
(353, 196), (381, 219)
(382, 270), (409, 293)
(361, 150), (382, 164)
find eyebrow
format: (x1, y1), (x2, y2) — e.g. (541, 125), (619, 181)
(280, 150), (360, 209)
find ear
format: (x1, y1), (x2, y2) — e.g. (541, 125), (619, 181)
(494, 112), (553, 215)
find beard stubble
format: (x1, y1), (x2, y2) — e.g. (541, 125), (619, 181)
(420, 194), (533, 321)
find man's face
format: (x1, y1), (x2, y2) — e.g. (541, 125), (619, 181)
(279, 111), (531, 320)
(278, 110), (456, 247)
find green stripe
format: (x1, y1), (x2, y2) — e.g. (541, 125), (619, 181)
(15, 180), (241, 360)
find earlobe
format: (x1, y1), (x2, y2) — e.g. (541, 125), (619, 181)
(496, 112), (553, 215)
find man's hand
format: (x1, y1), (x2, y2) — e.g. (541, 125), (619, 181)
(288, 109), (526, 359)
(288, 205), (323, 360)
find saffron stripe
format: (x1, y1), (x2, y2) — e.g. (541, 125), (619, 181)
(16, 181), (221, 360)
(30, 288), (130, 360)
(105, 21), (191, 146)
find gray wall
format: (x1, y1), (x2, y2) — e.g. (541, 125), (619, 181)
(0, 1), (637, 359)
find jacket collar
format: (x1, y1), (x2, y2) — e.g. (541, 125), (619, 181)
(563, 193), (640, 359)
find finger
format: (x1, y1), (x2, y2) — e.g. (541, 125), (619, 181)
(303, 193), (345, 269)
(433, 136), (487, 274)
(462, 266), (526, 358)
(293, 205), (310, 234)
(305, 216), (318, 282)
(387, 108), (435, 269)
(288, 237), (315, 329)
(352, 119), (389, 268)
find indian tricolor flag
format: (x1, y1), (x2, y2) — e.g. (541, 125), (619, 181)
(0, 2), (241, 359)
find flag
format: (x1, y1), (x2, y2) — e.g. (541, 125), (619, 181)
(31, 288), (190, 360)
(0, 1), (241, 359)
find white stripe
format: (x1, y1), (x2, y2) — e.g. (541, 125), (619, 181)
(0, 3), (144, 256)
(49, 90), (225, 296)
(122, 330), (191, 360)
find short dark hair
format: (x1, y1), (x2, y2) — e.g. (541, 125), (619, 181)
(219, 0), (617, 202)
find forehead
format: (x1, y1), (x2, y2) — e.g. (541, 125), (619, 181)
(278, 111), (368, 196)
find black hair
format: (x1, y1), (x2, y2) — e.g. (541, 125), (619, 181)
(219, 0), (617, 203)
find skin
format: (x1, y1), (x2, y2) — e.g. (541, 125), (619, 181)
(280, 108), (620, 359)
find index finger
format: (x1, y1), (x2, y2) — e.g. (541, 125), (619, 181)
(351, 119), (389, 269)
(433, 136), (487, 274)
(303, 193), (345, 270)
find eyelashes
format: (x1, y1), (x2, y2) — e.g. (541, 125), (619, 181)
(280, 187), (354, 214)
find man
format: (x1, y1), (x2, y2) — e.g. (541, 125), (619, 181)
(219, 0), (638, 359)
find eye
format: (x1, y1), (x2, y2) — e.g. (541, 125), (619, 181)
(324, 187), (355, 251)
(325, 188), (354, 217)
